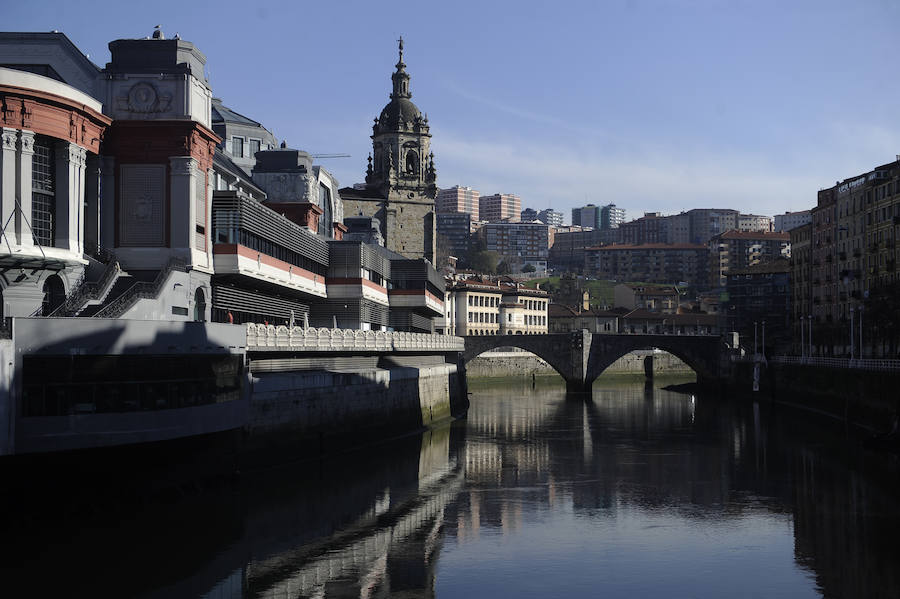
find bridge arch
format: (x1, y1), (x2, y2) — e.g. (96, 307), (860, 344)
(585, 335), (721, 385)
(461, 334), (576, 382)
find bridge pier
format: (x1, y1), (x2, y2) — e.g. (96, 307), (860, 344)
(565, 378), (592, 394)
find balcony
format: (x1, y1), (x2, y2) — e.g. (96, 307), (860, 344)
(839, 251), (847, 260)
(854, 248), (862, 257)
(825, 254), (833, 263)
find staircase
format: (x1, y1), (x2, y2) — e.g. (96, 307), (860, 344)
(78, 274), (137, 317)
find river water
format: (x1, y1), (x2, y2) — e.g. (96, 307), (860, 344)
(3, 377), (900, 598)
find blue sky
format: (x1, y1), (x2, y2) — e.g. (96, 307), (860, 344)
(8, 0), (900, 223)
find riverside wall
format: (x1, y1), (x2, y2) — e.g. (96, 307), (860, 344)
(243, 361), (466, 462)
(466, 349), (694, 379)
(728, 361), (900, 435)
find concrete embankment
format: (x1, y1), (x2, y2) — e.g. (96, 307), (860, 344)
(466, 349), (694, 379)
(728, 361), (900, 435)
(244, 358), (465, 463)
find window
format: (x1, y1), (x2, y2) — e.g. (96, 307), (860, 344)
(232, 137), (244, 158)
(32, 136), (56, 247)
(249, 139), (261, 158)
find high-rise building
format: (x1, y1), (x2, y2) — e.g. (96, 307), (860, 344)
(738, 214), (773, 232)
(520, 207), (538, 222)
(537, 208), (563, 227)
(571, 204), (600, 228)
(709, 230), (790, 287)
(436, 185), (479, 220)
(479, 193), (521, 222)
(600, 204), (625, 229)
(436, 212), (473, 259)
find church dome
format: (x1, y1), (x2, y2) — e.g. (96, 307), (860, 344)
(377, 97), (422, 132)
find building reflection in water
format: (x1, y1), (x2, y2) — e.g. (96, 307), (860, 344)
(2, 377), (898, 598)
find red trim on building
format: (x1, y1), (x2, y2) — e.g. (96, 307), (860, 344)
(0, 84), (111, 154)
(326, 277), (388, 293)
(389, 288), (444, 304)
(213, 243), (321, 282)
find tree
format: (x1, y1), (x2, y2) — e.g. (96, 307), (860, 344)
(496, 261), (511, 275)
(522, 264), (536, 273)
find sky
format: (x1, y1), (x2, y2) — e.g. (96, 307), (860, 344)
(7, 0), (900, 224)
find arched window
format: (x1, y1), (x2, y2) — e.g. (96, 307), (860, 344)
(405, 150), (418, 174)
(194, 288), (206, 322)
(41, 274), (65, 316)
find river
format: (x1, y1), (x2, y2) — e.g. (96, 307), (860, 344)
(2, 376), (899, 598)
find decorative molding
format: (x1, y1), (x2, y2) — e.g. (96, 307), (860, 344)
(18, 130), (34, 154)
(118, 81), (173, 114)
(1, 128), (16, 151)
(169, 156), (197, 176)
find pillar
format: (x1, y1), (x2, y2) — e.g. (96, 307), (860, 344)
(55, 141), (87, 252)
(16, 130), (34, 247)
(0, 129), (17, 243)
(169, 156), (197, 251)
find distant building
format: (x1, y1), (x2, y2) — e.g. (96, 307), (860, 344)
(774, 210), (811, 232)
(613, 284), (679, 314)
(520, 207), (538, 222)
(548, 304), (619, 333)
(789, 222), (812, 353)
(709, 230), (790, 287)
(737, 214), (773, 233)
(436, 212), (473, 259)
(479, 193), (521, 222)
(619, 212), (669, 245)
(571, 204), (600, 229)
(600, 203), (626, 229)
(586, 243), (709, 290)
(436, 185), (479, 220)
(537, 208), (563, 227)
(479, 221), (549, 272)
(723, 259), (791, 353)
(548, 227), (602, 273)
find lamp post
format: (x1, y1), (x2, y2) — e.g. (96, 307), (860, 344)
(762, 320), (766, 359)
(850, 306), (855, 360)
(754, 321), (758, 358)
(800, 315), (805, 358)
(809, 314), (813, 358)
(859, 304), (864, 360)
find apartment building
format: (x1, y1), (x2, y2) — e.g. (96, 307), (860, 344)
(437, 185), (480, 220)
(586, 244), (709, 290)
(479, 193), (521, 222)
(479, 221), (550, 272)
(709, 230), (790, 287)
(439, 278), (549, 335)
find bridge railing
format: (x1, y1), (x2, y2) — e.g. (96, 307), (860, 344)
(246, 324), (465, 352)
(771, 355), (900, 372)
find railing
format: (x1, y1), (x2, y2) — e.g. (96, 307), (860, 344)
(246, 324), (465, 352)
(48, 259), (121, 317)
(93, 257), (188, 319)
(771, 355), (900, 372)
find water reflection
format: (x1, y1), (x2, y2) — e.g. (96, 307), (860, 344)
(1, 378), (898, 598)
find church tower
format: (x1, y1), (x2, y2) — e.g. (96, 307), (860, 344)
(343, 38), (436, 262)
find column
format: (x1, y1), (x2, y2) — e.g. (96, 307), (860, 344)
(16, 130), (34, 247)
(98, 155), (116, 251)
(55, 141), (87, 252)
(0, 128), (17, 244)
(169, 156), (197, 251)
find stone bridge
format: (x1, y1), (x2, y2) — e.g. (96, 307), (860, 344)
(462, 331), (728, 391)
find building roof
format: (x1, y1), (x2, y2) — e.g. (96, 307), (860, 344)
(211, 98), (262, 126)
(548, 303), (618, 318)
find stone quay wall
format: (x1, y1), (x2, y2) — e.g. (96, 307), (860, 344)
(466, 349), (694, 379)
(244, 361), (465, 462)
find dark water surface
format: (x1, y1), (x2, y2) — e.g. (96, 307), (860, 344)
(3, 377), (900, 598)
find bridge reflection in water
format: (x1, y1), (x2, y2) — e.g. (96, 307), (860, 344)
(2, 379), (898, 598)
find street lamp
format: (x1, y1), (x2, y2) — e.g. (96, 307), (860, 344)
(809, 314), (813, 358)
(850, 306), (855, 360)
(800, 315), (805, 358)
(859, 304), (864, 360)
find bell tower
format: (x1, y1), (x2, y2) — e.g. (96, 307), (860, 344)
(359, 38), (436, 261)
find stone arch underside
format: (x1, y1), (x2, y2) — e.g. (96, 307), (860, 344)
(462, 336), (574, 382)
(585, 337), (719, 383)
